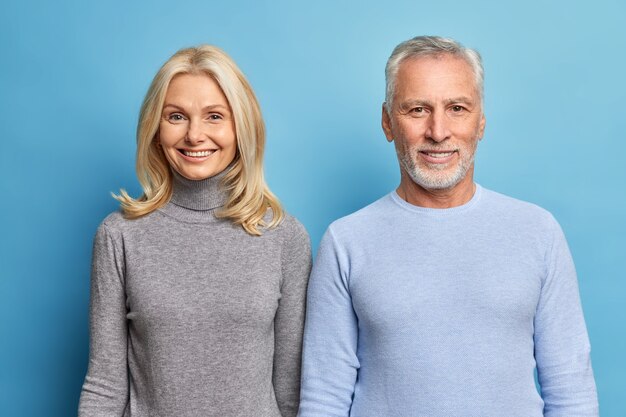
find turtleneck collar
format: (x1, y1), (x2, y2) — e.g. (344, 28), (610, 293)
(169, 168), (229, 211)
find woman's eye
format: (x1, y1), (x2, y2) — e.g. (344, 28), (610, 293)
(208, 114), (223, 120)
(168, 113), (185, 122)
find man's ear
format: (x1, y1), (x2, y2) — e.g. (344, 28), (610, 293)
(478, 114), (486, 141)
(382, 103), (394, 142)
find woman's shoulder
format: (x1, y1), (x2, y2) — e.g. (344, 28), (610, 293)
(91, 211), (128, 244)
(268, 211), (312, 273)
(96, 208), (160, 236)
(279, 211), (308, 234)
(266, 209), (310, 246)
(97, 210), (137, 232)
(98, 210), (123, 227)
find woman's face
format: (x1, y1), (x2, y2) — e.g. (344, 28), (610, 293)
(159, 73), (237, 180)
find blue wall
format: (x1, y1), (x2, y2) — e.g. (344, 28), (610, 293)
(1, 1), (624, 415)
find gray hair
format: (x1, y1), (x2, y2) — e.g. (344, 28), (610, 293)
(384, 36), (484, 111)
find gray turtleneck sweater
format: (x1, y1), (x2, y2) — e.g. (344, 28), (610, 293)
(78, 171), (311, 417)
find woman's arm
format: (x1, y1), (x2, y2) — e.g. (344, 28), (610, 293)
(78, 222), (129, 416)
(273, 218), (312, 417)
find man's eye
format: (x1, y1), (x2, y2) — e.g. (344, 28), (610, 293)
(451, 105), (465, 112)
(413, 107), (424, 113)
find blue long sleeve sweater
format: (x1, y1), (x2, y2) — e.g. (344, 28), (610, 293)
(298, 185), (598, 417)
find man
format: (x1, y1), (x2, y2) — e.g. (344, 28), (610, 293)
(297, 36), (598, 417)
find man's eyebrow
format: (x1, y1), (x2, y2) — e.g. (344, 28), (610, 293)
(398, 99), (433, 111)
(444, 96), (475, 105)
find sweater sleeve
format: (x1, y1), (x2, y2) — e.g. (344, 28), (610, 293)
(297, 227), (359, 417)
(273, 219), (312, 417)
(534, 218), (599, 416)
(78, 222), (129, 416)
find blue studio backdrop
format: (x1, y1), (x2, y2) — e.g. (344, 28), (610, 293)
(1, 1), (624, 415)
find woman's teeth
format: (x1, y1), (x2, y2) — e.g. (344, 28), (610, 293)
(183, 150), (213, 157)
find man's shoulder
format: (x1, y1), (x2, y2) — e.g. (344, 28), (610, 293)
(326, 192), (396, 236)
(480, 186), (559, 230)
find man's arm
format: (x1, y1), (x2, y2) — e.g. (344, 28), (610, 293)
(298, 228), (359, 417)
(534, 217), (599, 416)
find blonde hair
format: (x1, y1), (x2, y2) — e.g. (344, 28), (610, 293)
(115, 45), (284, 235)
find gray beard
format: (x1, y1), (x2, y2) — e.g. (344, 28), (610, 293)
(398, 145), (476, 190)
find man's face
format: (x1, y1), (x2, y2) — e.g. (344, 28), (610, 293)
(382, 54), (486, 191)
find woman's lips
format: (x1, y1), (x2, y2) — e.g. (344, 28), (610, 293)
(177, 148), (216, 162)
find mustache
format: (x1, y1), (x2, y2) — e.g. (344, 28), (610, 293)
(415, 146), (460, 152)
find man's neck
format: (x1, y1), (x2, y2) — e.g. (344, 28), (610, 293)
(396, 173), (476, 209)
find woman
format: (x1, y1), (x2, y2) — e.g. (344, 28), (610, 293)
(78, 45), (311, 417)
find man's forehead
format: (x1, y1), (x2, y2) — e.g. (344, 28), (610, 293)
(395, 55), (480, 98)
(398, 53), (473, 76)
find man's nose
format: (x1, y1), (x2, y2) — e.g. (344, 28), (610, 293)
(425, 111), (451, 142)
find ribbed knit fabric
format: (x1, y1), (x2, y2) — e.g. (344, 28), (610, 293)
(298, 185), (598, 417)
(79, 170), (312, 417)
